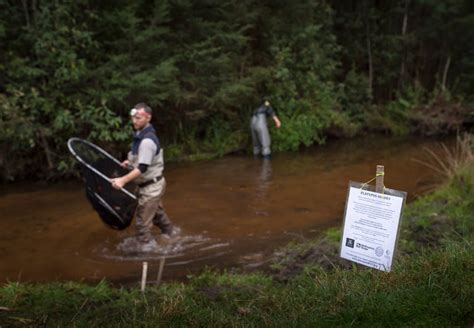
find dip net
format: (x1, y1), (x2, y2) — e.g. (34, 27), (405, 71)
(67, 138), (137, 230)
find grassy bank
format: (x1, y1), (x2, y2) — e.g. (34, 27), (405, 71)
(1, 144), (473, 327)
(0, 243), (472, 327)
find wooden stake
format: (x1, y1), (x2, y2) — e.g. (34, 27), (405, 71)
(156, 257), (166, 286)
(141, 261), (148, 292)
(376, 165), (384, 193)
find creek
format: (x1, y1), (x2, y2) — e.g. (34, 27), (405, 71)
(0, 135), (451, 284)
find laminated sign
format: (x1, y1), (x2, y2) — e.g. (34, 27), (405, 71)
(340, 181), (406, 272)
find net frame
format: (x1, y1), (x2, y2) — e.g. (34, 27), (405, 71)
(67, 137), (136, 200)
(68, 137), (138, 230)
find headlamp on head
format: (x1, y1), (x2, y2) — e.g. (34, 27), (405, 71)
(130, 106), (151, 118)
(130, 108), (149, 117)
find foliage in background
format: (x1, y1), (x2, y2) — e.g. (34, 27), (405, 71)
(0, 0), (473, 180)
(331, 0), (474, 135)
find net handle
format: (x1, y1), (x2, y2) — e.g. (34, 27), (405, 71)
(67, 138), (137, 200)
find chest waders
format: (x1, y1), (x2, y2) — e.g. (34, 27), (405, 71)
(128, 126), (174, 242)
(251, 113), (272, 156)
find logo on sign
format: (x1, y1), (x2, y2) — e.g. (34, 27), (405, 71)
(375, 246), (384, 257)
(345, 238), (355, 248)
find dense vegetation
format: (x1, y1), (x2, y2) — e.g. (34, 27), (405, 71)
(1, 0), (473, 180)
(1, 139), (473, 326)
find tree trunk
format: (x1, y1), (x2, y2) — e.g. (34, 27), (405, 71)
(365, 6), (373, 100)
(441, 55), (451, 92)
(21, 0), (30, 27)
(38, 129), (55, 172)
(398, 0), (410, 92)
(32, 0), (37, 26)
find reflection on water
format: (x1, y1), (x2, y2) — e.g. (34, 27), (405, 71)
(0, 135), (454, 283)
(252, 158), (273, 216)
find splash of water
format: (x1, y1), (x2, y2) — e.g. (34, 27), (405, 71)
(97, 230), (219, 261)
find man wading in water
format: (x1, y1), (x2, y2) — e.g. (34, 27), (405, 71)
(250, 100), (281, 159)
(111, 103), (175, 251)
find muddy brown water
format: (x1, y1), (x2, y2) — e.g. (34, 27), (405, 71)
(0, 136), (451, 284)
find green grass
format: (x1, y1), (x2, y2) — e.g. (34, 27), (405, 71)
(1, 242), (472, 327)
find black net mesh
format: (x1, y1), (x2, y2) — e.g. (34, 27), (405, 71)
(68, 138), (137, 230)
